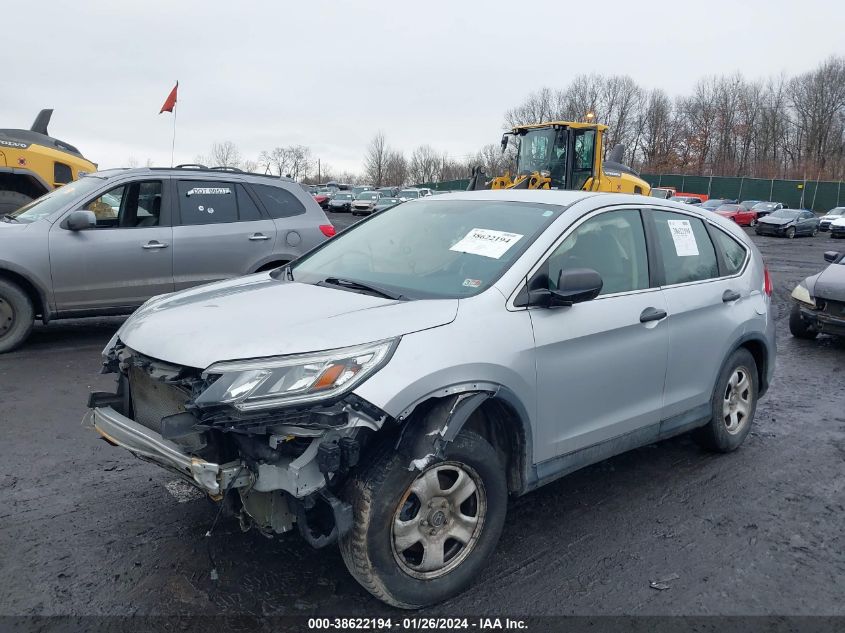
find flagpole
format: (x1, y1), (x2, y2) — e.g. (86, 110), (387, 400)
(170, 104), (177, 168)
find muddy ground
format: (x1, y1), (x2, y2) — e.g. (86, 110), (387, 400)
(1, 214), (843, 620)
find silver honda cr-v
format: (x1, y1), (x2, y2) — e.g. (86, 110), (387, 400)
(0, 166), (333, 352)
(86, 190), (776, 608)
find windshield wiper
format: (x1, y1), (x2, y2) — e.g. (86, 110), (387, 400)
(1, 215), (20, 223)
(321, 277), (408, 301)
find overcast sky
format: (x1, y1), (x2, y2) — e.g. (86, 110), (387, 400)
(4, 0), (843, 175)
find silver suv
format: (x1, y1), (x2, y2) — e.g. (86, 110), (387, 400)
(0, 167), (333, 352)
(87, 190), (776, 608)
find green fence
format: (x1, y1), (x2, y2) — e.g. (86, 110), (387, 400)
(417, 174), (845, 212)
(644, 174), (845, 212)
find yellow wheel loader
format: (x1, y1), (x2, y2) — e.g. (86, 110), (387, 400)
(0, 110), (97, 216)
(468, 121), (650, 195)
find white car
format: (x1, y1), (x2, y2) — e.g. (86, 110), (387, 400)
(819, 207), (845, 232)
(829, 216), (845, 238)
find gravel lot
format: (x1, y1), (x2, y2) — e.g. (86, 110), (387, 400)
(1, 211), (843, 619)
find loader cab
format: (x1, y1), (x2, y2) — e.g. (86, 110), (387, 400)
(512, 123), (599, 190)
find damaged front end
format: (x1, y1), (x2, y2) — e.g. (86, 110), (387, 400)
(86, 339), (397, 548)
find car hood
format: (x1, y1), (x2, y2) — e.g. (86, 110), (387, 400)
(759, 216), (794, 225)
(813, 264), (845, 301)
(117, 275), (459, 369)
(831, 218), (845, 227)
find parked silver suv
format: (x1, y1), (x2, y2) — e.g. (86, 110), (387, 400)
(0, 167), (333, 352)
(87, 190), (776, 608)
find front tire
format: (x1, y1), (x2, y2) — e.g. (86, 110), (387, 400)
(694, 348), (758, 453)
(340, 430), (507, 609)
(786, 226), (796, 239)
(789, 303), (818, 339)
(750, 218), (757, 227)
(0, 279), (35, 353)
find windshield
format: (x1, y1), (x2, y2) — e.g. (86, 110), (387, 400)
(291, 199), (563, 299)
(517, 128), (556, 175)
(6, 177), (106, 224)
(399, 190), (420, 198)
(769, 209), (800, 219)
(717, 205), (741, 212)
(701, 200), (725, 209)
(334, 193), (353, 200)
(357, 192), (379, 200)
(827, 207), (845, 216)
(752, 202), (777, 211)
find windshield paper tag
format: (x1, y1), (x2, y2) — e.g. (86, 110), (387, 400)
(450, 228), (524, 259)
(186, 187), (231, 196)
(666, 219), (699, 257)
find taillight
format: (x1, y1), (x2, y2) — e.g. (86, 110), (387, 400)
(763, 267), (773, 297)
(319, 224), (336, 237)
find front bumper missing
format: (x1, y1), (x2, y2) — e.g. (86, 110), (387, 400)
(85, 406), (250, 497)
(797, 304), (845, 337)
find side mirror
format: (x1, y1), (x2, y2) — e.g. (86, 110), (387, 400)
(823, 251), (842, 264)
(518, 268), (603, 308)
(66, 210), (97, 231)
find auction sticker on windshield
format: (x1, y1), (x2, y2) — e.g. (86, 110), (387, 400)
(450, 228), (524, 259)
(666, 219), (699, 257)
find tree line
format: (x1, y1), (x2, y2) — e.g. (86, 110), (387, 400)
(171, 56), (844, 186)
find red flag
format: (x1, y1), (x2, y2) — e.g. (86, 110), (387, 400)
(159, 81), (178, 114)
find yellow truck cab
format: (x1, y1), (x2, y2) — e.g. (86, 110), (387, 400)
(0, 110), (97, 215)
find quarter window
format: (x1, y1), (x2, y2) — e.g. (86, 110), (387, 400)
(711, 229), (747, 275)
(651, 210), (719, 285)
(252, 183), (307, 218)
(543, 209), (649, 296)
(177, 181), (238, 225)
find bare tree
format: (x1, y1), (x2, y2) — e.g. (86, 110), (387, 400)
(363, 132), (389, 186)
(408, 145), (442, 183)
(384, 150), (408, 186)
(210, 141), (242, 168)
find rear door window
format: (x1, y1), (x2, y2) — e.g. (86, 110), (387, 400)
(650, 210), (719, 285)
(177, 181), (238, 225)
(252, 183), (307, 218)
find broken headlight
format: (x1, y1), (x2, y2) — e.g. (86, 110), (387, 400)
(791, 282), (815, 307)
(196, 339), (399, 411)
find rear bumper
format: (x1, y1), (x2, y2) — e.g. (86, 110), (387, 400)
(85, 406), (249, 497)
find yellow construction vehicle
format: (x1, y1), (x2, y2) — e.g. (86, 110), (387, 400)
(468, 121), (650, 195)
(0, 110), (97, 215)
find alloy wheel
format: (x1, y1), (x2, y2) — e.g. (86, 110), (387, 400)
(391, 462), (486, 580)
(723, 367), (752, 435)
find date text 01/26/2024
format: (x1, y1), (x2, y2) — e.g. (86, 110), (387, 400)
(307, 617), (528, 630)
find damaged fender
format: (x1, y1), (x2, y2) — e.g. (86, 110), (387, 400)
(396, 389), (494, 471)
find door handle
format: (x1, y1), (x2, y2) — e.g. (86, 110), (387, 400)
(722, 289), (741, 303)
(639, 307), (667, 323)
(142, 241), (168, 249)
(249, 233), (271, 241)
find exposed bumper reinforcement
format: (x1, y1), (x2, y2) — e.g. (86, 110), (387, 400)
(84, 406), (249, 496)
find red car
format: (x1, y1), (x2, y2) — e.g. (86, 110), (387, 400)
(715, 204), (758, 227)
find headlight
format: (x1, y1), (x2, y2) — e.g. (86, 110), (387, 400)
(196, 339), (399, 411)
(791, 283), (815, 307)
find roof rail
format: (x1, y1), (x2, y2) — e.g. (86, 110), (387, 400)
(174, 163), (208, 169)
(209, 166), (243, 172)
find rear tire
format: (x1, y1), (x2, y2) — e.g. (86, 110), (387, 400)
(340, 429), (507, 609)
(694, 348), (758, 453)
(0, 279), (35, 353)
(789, 303), (818, 340)
(0, 190), (33, 217)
